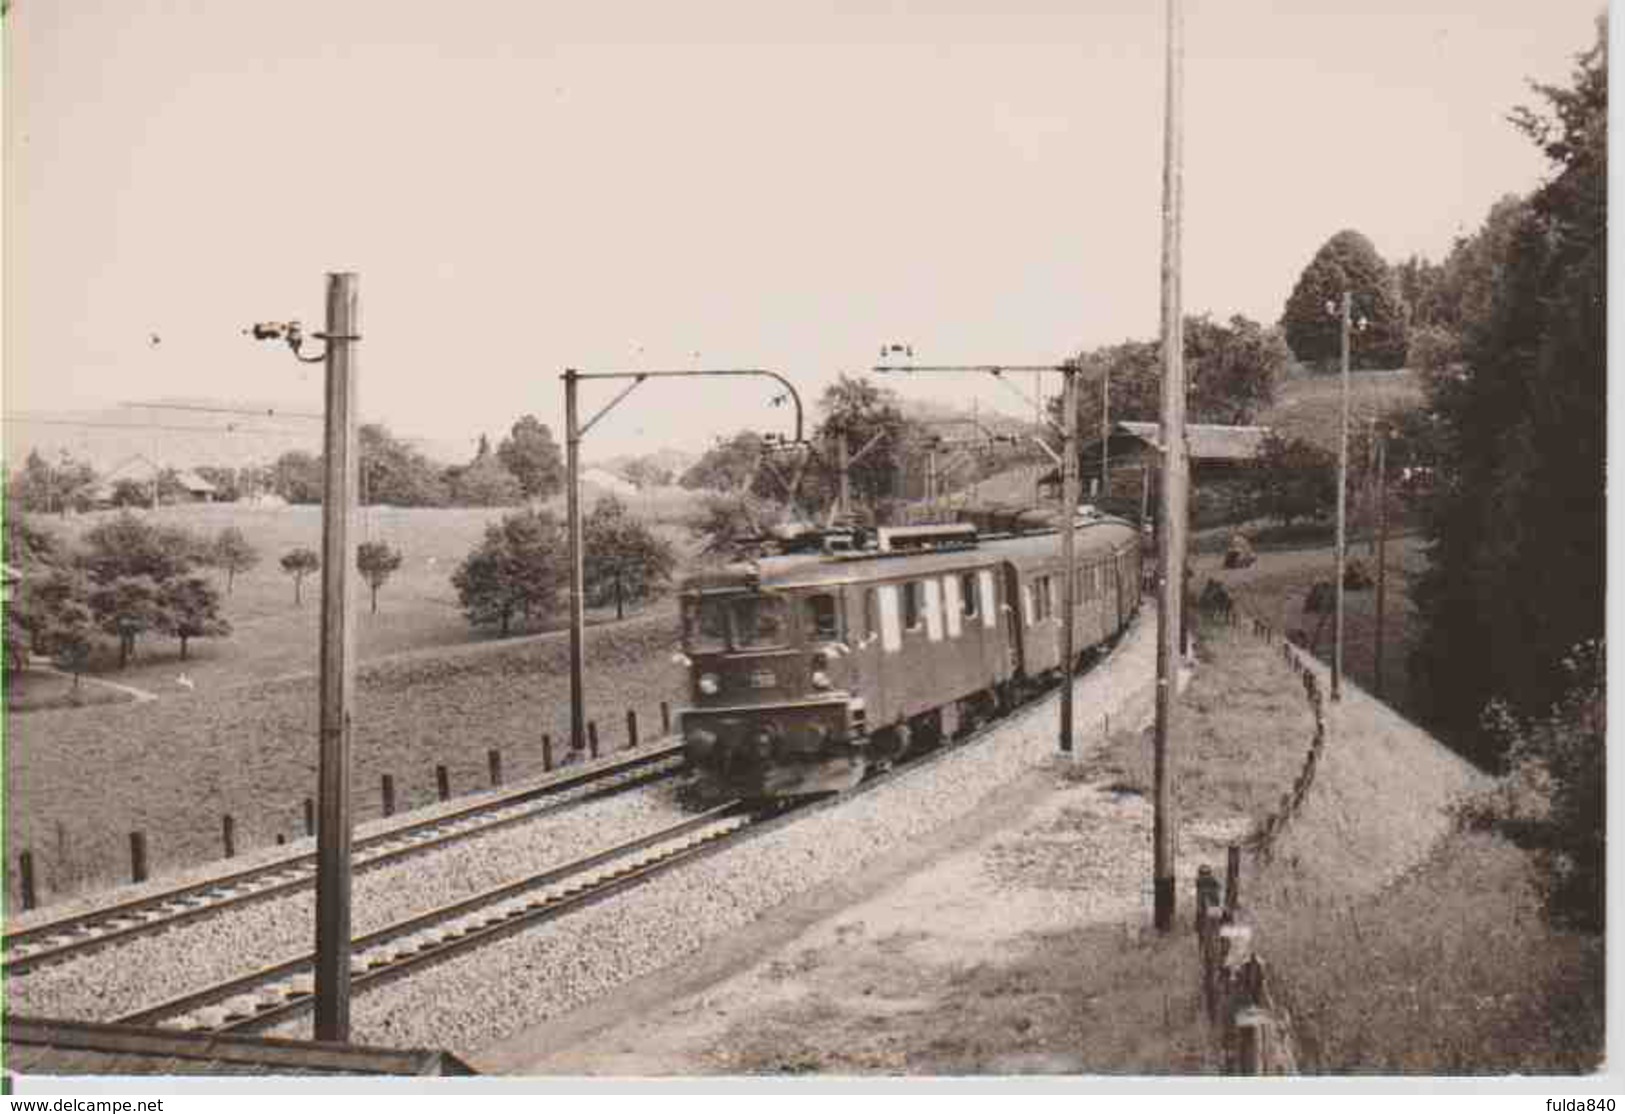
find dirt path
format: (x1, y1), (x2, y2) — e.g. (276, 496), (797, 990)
(477, 715), (1244, 1077)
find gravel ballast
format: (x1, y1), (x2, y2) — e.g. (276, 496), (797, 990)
(265, 612), (1163, 1053)
(4, 778), (693, 1022)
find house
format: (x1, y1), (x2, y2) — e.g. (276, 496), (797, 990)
(88, 456), (216, 506)
(1041, 421), (1273, 516)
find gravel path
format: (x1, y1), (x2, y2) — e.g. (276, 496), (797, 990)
(262, 611), (1162, 1054)
(4, 778), (693, 1022)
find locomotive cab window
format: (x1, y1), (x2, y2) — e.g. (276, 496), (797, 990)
(681, 593), (788, 651)
(803, 593), (840, 640)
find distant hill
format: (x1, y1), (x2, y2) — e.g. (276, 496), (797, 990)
(3, 397), (465, 476)
(1258, 368), (1426, 454)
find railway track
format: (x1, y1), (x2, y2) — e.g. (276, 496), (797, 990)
(113, 802), (758, 1034)
(3, 742), (686, 977)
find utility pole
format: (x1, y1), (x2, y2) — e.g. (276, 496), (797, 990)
(1373, 426), (1389, 701)
(562, 368), (803, 754)
(1101, 369), (1111, 500)
(248, 276), (360, 1042)
(836, 432), (851, 520)
(1059, 362), (1080, 753)
(314, 273), (359, 1042)
(1152, 0), (1186, 934)
(1333, 290), (1351, 703)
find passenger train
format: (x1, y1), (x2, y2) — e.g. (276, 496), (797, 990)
(676, 512), (1142, 798)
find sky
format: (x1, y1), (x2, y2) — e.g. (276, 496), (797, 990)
(2, 0), (1605, 463)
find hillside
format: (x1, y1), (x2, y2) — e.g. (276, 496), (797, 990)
(1258, 367), (1425, 454)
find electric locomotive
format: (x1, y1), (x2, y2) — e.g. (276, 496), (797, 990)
(676, 512), (1141, 798)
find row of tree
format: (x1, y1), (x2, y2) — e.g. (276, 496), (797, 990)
(451, 496), (676, 636)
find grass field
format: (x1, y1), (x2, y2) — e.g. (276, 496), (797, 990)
(4, 500), (708, 906)
(1074, 620), (1601, 1073)
(1258, 367), (1425, 455)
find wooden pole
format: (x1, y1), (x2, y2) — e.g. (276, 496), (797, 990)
(1059, 364), (1079, 754)
(1101, 369), (1110, 499)
(1374, 429), (1388, 701)
(565, 369), (587, 754)
(1152, 0), (1186, 934)
(314, 271), (359, 1043)
(1333, 291), (1350, 703)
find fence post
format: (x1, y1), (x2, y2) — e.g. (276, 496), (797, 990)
(129, 831), (148, 884)
(660, 701), (671, 735)
(18, 851), (37, 911)
(436, 764), (450, 802)
(381, 774), (395, 817)
(222, 815), (236, 859)
(303, 798), (316, 837)
(626, 709), (639, 749)
(1234, 1008), (1268, 1074)
(276, 833), (286, 846)
(542, 734), (553, 773)
(587, 720), (599, 759)
(488, 748), (503, 787)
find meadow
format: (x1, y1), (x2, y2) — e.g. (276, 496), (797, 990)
(4, 497), (704, 906)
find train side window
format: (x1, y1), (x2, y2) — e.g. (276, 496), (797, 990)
(804, 594), (839, 640)
(942, 576), (963, 638)
(863, 587), (879, 641)
(1021, 582), (1034, 627)
(960, 572), (978, 618)
(978, 570), (997, 628)
(903, 581), (923, 630)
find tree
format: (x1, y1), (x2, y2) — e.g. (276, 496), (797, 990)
(281, 547), (321, 606)
(1409, 21), (1606, 762)
(1249, 434), (1337, 527)
(110, 478), (154, 508)
(79, 513), (209, 585)
(21, 568), (98, 683)
(356, 540), (405, 614)
(447, 449), (523, 507)
(360, 423), (447, 507)
(272, 451), (324, 504)
(87, 575), (164, 669)
(451, 510), (568, 635)
(8, 450), (96, 514)
(497, 415), (565, 501)
(583, 496), (677, 619)
(622, 458), (674, 490)
(1280, 229), (1409, 370)
(213, 527), (260, 595)
(680, 431), (775, 495)
(161, 574), (230, 660)
(810, 375), (909, 520)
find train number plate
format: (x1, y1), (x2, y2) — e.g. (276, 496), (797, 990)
(748, 670), (777, 689)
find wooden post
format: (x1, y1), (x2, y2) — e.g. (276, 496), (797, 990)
(303, 797), (316, 837)
(1059, 361), (1079, 754)
(542, 733), (553, 773)
(314, 271), (360, 1044)
(436, 764), (450, 801)
(1234, 1008), (1268, 1074)
(381, 774), (395, 817)
(129, 831), (148, 884)
(660, 701), (671, 735)
(1152, 0), (1187, 934)
(1333, 290), (1351, 703)
(222, 815), (236, 859)
(626, 709), (639, 749)
(488, 748), (503, 787)
(18, 851), (37, 911)
(588, 720), (600, 759)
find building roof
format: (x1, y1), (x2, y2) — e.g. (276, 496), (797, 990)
(1112, 421), (1272, 462)
(3, 1015), (476, 1077)
(173, 469), (217, 493)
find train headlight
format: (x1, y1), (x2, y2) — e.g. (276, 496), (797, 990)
(810, 670), (832, 690)
(698, 673), (720, 695)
